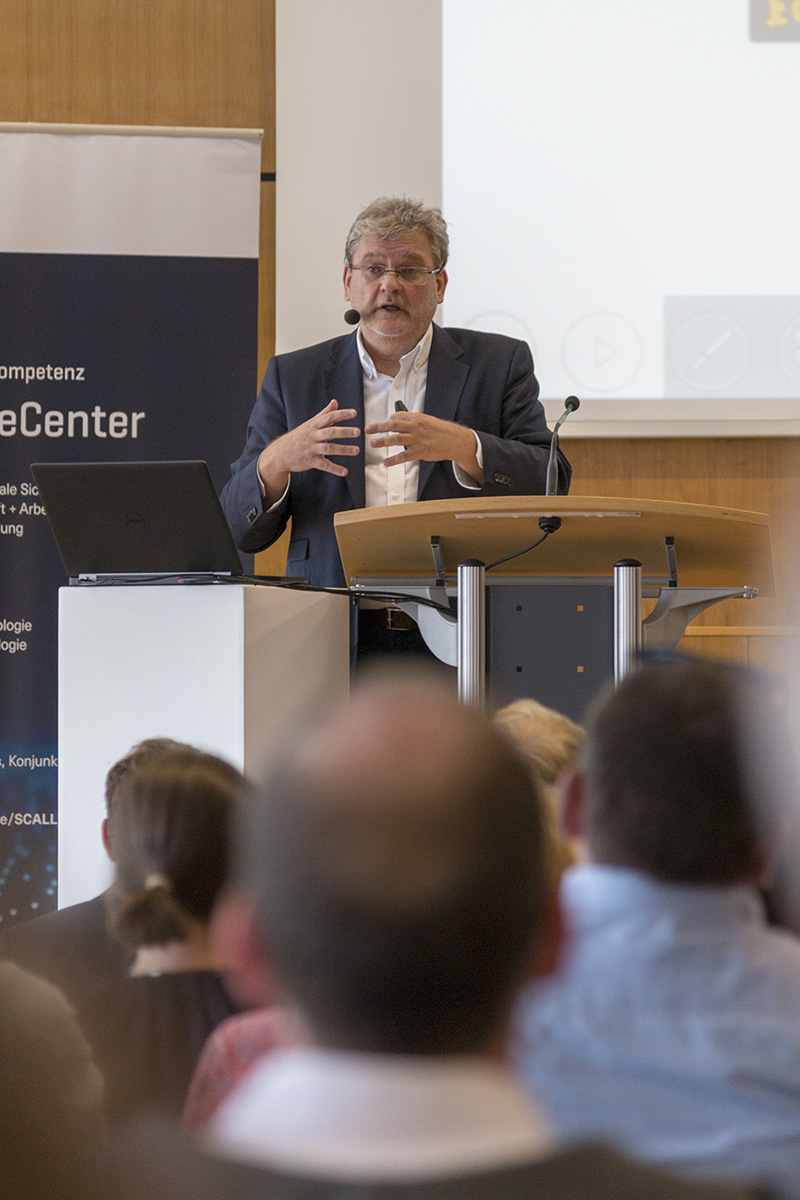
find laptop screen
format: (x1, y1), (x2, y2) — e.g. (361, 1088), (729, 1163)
(31, 460), (243, 580)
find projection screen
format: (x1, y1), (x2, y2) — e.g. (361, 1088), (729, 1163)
(442, 0), (800, 434)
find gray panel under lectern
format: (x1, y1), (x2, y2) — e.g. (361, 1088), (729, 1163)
(334, 496), (774, 718)
(487, 584), (613, 721)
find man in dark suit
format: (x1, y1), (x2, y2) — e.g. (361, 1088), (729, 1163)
(220, 197), (571, 591)
(0, 738), (184, 1011)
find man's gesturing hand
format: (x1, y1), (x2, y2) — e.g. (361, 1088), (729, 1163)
(365, 412), (483, 484)
(257, 400), (361, 505)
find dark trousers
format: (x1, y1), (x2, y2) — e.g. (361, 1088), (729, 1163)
(353, 604), (456, 684)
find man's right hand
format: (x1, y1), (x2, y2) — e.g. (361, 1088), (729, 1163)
(256, 399), (361, 506)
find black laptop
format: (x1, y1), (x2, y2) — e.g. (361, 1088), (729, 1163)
(31, 460), (243, 581)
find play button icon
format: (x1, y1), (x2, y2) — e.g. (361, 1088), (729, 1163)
(562, 313), (642, 393)
(594, 336), (616, 369)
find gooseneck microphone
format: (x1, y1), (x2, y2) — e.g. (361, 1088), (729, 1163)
(538, 396), (580, 535)
(344, 309), (360, 325)
(544, 395), (580, 497)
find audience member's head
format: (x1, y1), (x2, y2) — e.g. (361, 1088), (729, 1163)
(106, 747), (243, 952)
(493, 697), (585, 878)
(103, 737), (189, 861)
(228, 669), (558, 1057)
(574, 656), (794, 885)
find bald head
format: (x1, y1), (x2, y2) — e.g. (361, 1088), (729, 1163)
(239, 672), (550, 1054)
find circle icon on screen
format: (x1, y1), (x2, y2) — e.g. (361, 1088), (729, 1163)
(670, 312), (748, 394)
(777, 315), (800, 387)
(561, 313), (642, 393)
(465, 311), (537, 355)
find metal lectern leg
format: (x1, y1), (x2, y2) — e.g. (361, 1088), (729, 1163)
(614, 558), (642, 685)
(458, 559), (486, 709)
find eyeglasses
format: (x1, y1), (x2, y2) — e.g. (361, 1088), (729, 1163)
(348, 264), (443, 286)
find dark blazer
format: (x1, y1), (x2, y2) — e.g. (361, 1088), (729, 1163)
(101, 1123), (767, 1200)
(220, 326), (572, 588)
(0, 890), (131, 1011)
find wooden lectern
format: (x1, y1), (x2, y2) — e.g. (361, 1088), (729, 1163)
(335, 496), (773, 712)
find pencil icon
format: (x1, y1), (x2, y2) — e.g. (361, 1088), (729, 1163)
(691, 327), (733, 371)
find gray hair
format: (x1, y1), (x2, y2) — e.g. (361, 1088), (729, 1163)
(345, 196), (449, 268)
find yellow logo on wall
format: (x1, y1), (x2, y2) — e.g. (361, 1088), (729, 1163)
(752, 0), (800, 39)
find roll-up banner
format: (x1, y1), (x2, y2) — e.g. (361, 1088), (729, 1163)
(0, 124), (262, 929)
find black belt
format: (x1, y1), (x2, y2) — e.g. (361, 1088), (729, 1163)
(358, 607), (416, 631)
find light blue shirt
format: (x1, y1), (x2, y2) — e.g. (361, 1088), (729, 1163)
(514, 863), (800, 1199)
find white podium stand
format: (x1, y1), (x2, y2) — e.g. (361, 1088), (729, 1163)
(58, 583), (349, 907)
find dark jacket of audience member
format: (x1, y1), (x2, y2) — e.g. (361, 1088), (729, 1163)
(0, 738), (188, 1009)
(0, 961), (105, 1200)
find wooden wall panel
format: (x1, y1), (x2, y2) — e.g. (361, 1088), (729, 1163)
(680, 630), (799, 676)
(0, 0), (276, 366)
(678, 634), (750, 664)
(565, 436), (800, 678)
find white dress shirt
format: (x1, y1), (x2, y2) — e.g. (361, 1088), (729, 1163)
(261, 324), (482, 511)
(210, 1047), (553, 1181)
(360, 323), (429, 508)
(358, 325), (482, 507)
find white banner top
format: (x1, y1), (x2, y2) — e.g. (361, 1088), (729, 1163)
(0, 124), (263, 258)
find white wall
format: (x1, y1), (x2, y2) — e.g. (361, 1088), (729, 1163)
(275, 0), (442, 353)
